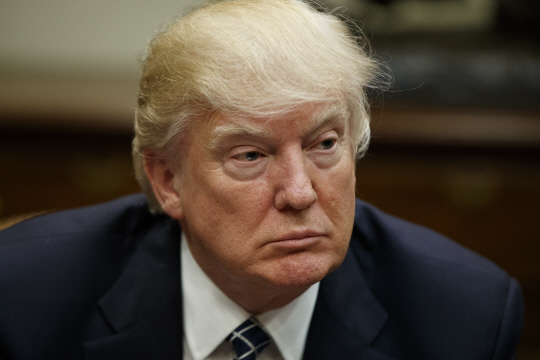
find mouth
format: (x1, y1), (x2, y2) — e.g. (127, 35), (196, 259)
(277, 229), (324, 241)
(269, 230), (325, 250)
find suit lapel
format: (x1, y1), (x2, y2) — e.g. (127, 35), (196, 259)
(82, 217), (183, 360)
(303, 246), (394, 360)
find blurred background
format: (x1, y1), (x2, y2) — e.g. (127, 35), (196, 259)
(1, 0), (539, 356)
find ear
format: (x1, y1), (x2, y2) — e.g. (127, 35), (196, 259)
(143, 150), (184, 220)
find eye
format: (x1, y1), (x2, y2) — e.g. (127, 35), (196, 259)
(315, 138), (336, 150)
(234, 151), (261, 161)
(307, 132), (342, 168)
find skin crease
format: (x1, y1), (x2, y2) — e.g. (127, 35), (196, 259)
(144, 102), (357, 314)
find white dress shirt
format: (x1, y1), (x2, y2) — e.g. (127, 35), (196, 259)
(181, 234), (319, 360)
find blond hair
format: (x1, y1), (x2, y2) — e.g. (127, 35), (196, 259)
(133, 0), (381, 212)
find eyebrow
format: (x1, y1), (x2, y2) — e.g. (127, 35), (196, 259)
(208, 103), (349, 151)
(208, 122), (269, 151)
(306, 102), (349, 134)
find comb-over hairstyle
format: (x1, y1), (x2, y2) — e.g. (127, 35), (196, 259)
(133, 0), (381, 213)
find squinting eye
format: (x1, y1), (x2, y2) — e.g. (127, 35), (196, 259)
(235, 151), (261, 161)
(319, 138), (336, 150)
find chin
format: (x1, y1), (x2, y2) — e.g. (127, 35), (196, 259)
(264, 251), (343, 289)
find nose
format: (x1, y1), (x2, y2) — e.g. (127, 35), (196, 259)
(274, 150), (318, 210)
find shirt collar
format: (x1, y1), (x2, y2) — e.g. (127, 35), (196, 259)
(181, 233), (319, 360)
(257, 280), (319, 360)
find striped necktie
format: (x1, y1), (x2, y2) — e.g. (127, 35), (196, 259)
(227, 317), (271, 360)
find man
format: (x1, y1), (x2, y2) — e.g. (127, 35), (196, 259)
(0, 0), (524, 359)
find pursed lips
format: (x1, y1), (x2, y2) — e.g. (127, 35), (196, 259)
(279, 229), (324, 240)
(269, 230), (326, 247)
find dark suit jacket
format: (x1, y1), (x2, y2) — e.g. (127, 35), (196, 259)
(0, 194), (524, 360)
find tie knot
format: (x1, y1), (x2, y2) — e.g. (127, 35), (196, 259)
(227, 317), (271, 360)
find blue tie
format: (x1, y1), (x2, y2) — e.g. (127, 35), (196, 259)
(227, 317), (271, 360)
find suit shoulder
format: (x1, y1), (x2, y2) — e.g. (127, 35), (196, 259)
(0, 193), (176, 291)
(350, 199), (524, 359)
(0, 194), (181, 359)
(0, 193), (150, 241)
(352, 198), (508, 280)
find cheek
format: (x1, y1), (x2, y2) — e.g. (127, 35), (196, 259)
(209, 175), (272, 216)
(182, 166), (273, 236)
(316, 158), (356, 233)
(319, 157), (356, 203)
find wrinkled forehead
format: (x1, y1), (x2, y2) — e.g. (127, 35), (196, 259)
(204, 101), (350, 145)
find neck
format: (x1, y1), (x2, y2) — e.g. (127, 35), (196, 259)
(182, 232), (313, 314)
(198, 255), (313, 313)
(218, 281), (311, 314)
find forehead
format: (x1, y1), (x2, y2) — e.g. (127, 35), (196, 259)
(205, 102), (349, 143)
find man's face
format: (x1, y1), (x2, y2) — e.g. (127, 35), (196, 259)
(171, 102), (356, 300)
